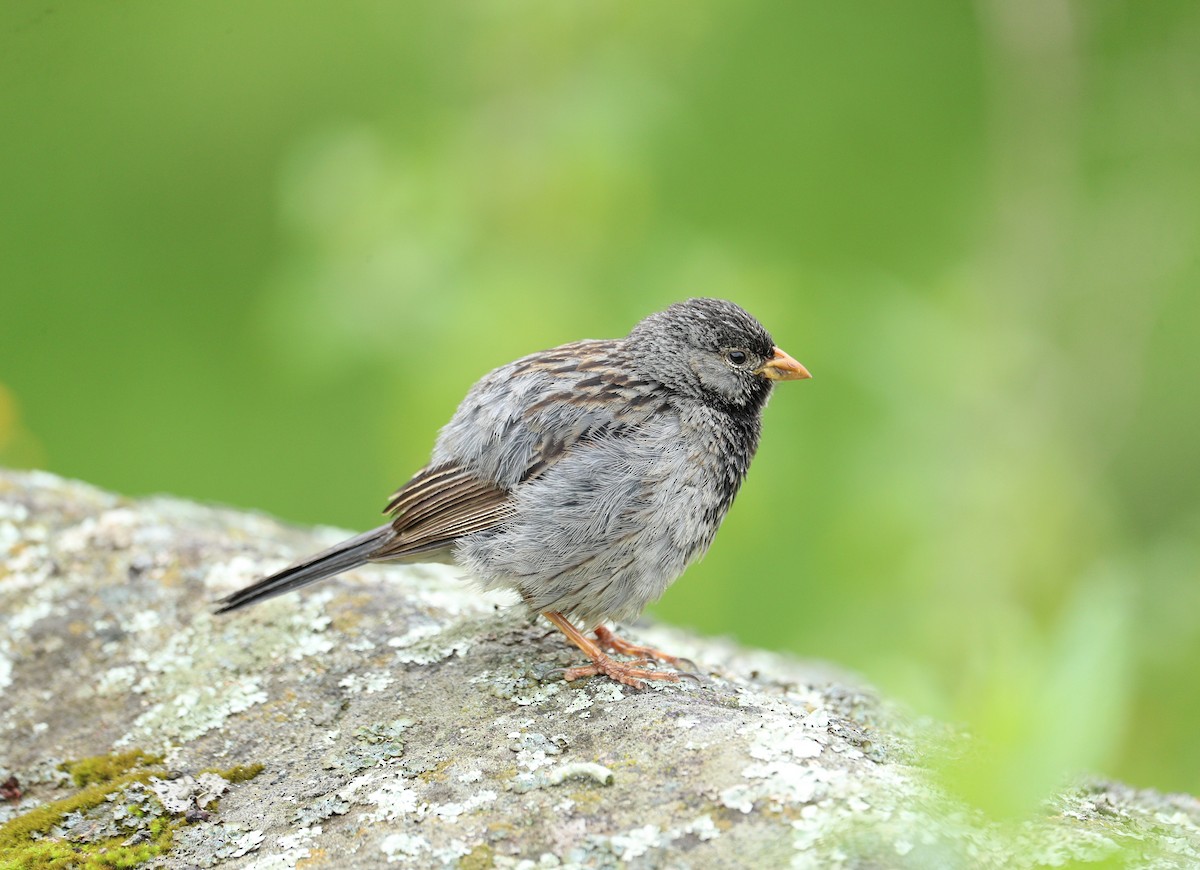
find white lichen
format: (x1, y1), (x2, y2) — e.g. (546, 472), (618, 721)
(507, 731), (567, 772)
(428, 789), (498, 822)
(149, 772), (230, 813)
(684, 814), (720, 841)
(242, 825), (320, 870)
(123, 675), (269, 744)
(96, 665), (138, 696)
(349, 772), (420, 822)
(610, 824), (665, 860)
(338, 671), (395, 694)
(380, 832), (431, 862)
(0, 646), (11, 692)
(388, 621), (474, 665)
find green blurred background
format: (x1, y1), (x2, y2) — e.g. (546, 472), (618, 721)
(2, 1), (1198, 814)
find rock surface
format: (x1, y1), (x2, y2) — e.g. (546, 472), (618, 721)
(1, 469), (1198, 868)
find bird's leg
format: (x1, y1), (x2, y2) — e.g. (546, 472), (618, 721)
(592, 625), (696, 671)
(541, 611), (680, 690)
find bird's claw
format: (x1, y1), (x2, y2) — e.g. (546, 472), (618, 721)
(534, 664), (571, 682)
(561, 656), (681, 690)
(592, 626), (698, 673)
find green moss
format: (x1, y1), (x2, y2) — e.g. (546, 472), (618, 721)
(199, 763), (265, 784)
(0, 752), (266, 868)
(460, 843), (495, 870)
(417, 759), (454, 783)
(1, 775), (158, 849)
(58, 750), (163, 789)
(0, 813), (175, 869)
(0, 750), (172, 870)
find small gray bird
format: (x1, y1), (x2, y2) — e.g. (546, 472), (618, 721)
(217, 298), (810, 687)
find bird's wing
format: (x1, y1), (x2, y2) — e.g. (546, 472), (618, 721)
(430, 339), (672, 490)
(373, 462), (515, 560)
(376, 340), (676, 562)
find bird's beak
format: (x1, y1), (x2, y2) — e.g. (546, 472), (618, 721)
(757, 346), (812, 381)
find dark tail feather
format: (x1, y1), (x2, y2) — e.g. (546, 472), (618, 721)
(214, 524), (392, 613)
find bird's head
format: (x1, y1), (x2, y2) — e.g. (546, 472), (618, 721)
(626, 298), (810, 414)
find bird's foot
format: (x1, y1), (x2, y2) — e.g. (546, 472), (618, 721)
(592, 625), (698, 672)
(561, 654), (680, 690)
(541, 611), (700, 690)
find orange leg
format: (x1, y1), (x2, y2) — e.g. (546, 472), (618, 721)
(542, 612), (681, 690)
(592, 625), (696, 671)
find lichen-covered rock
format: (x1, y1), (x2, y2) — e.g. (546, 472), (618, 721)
(1, 469), (1198, 868)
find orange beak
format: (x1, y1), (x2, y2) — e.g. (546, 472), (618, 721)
(757, 346), (812, 381)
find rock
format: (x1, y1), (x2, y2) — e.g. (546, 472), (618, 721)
(0, 469), (1198, 868)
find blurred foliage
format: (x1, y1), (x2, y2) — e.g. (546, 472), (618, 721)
(2, 0), (1198, 822)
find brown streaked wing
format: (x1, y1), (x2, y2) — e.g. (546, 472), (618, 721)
(373, 463), (515, 560)
(384, 464), (465, 515)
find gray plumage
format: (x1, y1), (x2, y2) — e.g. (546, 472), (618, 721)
(216, 298), (809, 682)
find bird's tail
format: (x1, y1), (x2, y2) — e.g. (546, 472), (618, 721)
(214, 524), (393, 613)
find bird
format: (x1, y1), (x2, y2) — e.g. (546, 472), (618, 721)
(216, 298), (810, 688)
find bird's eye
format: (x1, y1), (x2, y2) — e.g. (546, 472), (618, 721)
(727, 350), (748, 366)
